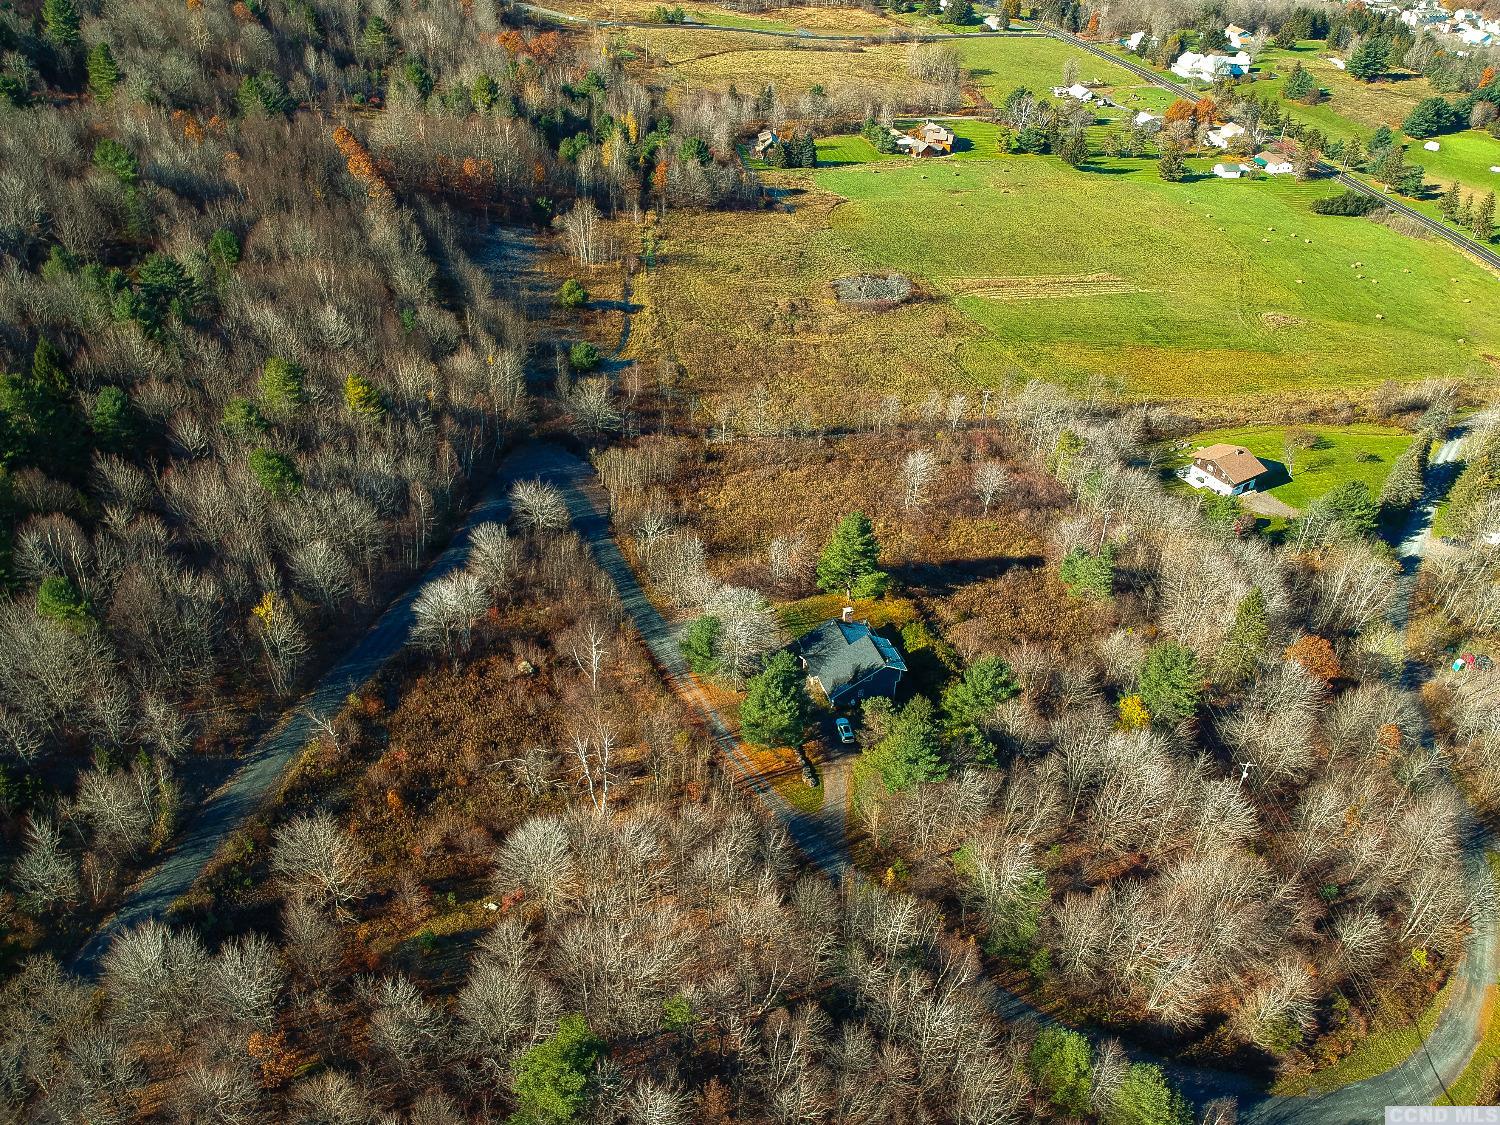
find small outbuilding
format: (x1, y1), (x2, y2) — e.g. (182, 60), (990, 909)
(790, 611), (907, 708)
(752, 129), (780, 156)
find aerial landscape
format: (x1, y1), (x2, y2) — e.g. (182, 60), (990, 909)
(0, 0), (1499, 1119)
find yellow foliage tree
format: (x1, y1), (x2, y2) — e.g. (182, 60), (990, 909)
(1117, 694), (1150, 731)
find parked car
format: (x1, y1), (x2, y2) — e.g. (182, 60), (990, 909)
(835, 717), (856, 744)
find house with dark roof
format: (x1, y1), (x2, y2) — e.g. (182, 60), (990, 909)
(789, 610), (907, 708)
(1182, 443), (1272, 496)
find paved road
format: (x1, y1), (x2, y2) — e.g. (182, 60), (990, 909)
(71, 443), (570, 975)
(1040, 25), (1500, 274)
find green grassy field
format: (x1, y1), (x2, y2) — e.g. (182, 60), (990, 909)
(1171, 424), (1416, 510)
(957, 36), (1177, 115)
(810, 150), (1500, 398)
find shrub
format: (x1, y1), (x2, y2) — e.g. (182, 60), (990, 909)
(1311, 190), (1385, 216)
(682, 615), (722, 676)
(557, 279), (589, 308)
(1059, 544), (1115, 599)
(1104, 1063), (1191, 1125)
(36, 576), (92, 630)
(1029, 1027), (1093, 1115)
(207, 228), (242, 267)
(510, 1014), (605, 1124)
(249, 449), (302, 499)
(569, 341), (600, 373)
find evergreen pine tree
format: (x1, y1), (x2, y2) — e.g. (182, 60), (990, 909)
(739, 651), (812, 748)
(260, 357), (307, 414)
(1440, 182), (1461, 222)
(864, 696), (947, 791)
(42, 0), (80, 47)
(1474, 191), (1496, 241)
(816, 513), (884, 599)
(1213, 587), (1268, 687)
(343, 373), (385, 420)
(87, 42), (120, 101)
(1459, 192), (1475, 231)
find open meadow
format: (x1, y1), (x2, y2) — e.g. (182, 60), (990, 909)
(641, 119), (1500, 420)
(568, 0), (905, 32)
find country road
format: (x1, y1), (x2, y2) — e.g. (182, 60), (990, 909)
(71, 442), (572, 975)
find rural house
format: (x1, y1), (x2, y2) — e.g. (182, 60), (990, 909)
(1124, 29), (1149, 50)
(1253, 151), (1294, 174)
(1225, 22), (1251, 48)
(790, 610), (907, 708)
(1207, 121), (1247, 148)
(895, 120), (955, 158)
(752, 129), (780, 157)
(1173, 51), (1251, 81)
(1213, 162), (1253, 178)
(1181, 444), (1272, 496)
(1133, 110), (1164, 131)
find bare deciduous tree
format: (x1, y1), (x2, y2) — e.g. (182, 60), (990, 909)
(411, 569), (489, 665)
(271, 813), (369, 919)
(901, 449), (938, 511)
(509, 479), (570, 533)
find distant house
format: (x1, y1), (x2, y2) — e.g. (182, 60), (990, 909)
(1172, 50), (1251, 81)
(1225, 22), (1251, 48)
(1213, 162), (1253, 178)
(1207, 121), (1247, 148)
(1253, 150), (1294, 174)
(1124, 29), (1149, 50)
(752, 129), (780, 156)
(790, 611), (907, 708)
(983, 13), (1003, 30)
(1182, 444), (1272, 496)
(897, 120), (954, 158)
(1132, 110), (1164, 132)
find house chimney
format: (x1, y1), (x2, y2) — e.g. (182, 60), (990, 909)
(842, 606), (854, 624)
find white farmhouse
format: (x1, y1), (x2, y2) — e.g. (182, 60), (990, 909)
(983, 14), (1003, 30)
(1132, 110), (1164, 131)
(1207, 121), (1247, 148)
(1172, 50), (1252, 81)
(1254, 150), (1295, 174)
(1124, 30), (1148, 50)
(1181, 445), (1271, 496)
(1212, 162), (1253, 178)
(1225, 22), (1251, 49)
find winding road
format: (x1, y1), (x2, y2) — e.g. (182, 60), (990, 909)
(70, 442), (576, 975)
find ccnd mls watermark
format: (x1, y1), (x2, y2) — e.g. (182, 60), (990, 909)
(1387, 1109), (1500, 1123)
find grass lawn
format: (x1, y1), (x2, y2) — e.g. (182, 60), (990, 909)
(816, 133), (883, 166)
(956, 35), (1177, 115)
(1273, 974), (1457, 1096)
(1413, 130), (1500, 199)
(641, 142), (1500, 418)
(779, 593), (920, 638)
(811, 153), (1500, 399)
(1171, 424), (1417, 512)
(1251, 42), (1439, 137)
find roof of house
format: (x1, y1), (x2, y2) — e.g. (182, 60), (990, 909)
(1194, 444), (1270, 485)
(1226, 22), (1249, 33)
(792, 619), (906, 700)
(1254, 150), (1290, 165)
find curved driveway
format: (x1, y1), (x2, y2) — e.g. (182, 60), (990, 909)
(71, 442), (573, 975)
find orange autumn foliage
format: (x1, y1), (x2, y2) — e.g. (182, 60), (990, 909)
(1165, 98), (1196, 124)
(332, 125), (391, 200)
(1481, 65), (1496, 88)
(495, 29), (562, 63)
(1285, 634), (1341, 684)
(1193, 96), (1217, 127)
(246, 1030), (300, 1088)
(1085, 11), (1100, 36)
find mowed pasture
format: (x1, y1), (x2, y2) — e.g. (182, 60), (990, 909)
(1171, 423), (1417, 512)
(958, 36), (1176, 115)
(815, 150), (1500, 397)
